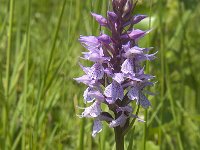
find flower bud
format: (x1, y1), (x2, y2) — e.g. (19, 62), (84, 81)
(122, 0), (133, 18)
(91, 13), (107, 26)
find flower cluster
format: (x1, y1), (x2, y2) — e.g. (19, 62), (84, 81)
(74, 0), (156, 137)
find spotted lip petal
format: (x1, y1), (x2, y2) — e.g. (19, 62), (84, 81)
(104, 81), (124, 104)
(112, 73), (124, 84)
(83, 87), (95, 103)
(88, 63), (104, 80)
(121, 58), (135, 75)
(81, 101), (101, 118)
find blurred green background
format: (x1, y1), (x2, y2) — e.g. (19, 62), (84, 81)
(0, 0), (200, 149)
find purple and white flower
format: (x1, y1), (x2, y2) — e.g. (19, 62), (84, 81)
(74, 0), (156, 137)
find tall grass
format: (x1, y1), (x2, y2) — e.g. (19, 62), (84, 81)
(0, 0), (200, 149)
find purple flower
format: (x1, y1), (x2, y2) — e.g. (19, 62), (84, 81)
(74, 0), (156, 137)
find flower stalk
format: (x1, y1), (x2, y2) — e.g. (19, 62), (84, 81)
(114, 126), (124, 150)
(74, 0), (156, 149)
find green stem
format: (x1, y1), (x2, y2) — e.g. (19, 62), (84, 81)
(22, 0), (31, 149)
(33, 0), (66, 146)
(79, 118), (85, 150)
(114, 126), (124, 150)
(158, 0), (165, 148)
(4, 0), (14, 149)
(45, 0), (66, 75)
(143, 110), (147, 150)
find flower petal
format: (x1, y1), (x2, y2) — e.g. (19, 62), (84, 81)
(139, 93), (151, 109)
(83, 87), (95, 103)
(79, 35), (100, 51)
(88, 90), (105, 102)
(136, 52), (157, 62)
(105, 97), (115, 104)
(109, 113), (127, 127)
(116, 105), (133, 113)
(88, 52), (103, 62)
(79, 63), (91, 74)
(112, 73), (124, 84)
(122, 42), (131, 53)
(127, 87), (139, 100)
(130, 114), (145, 122)
(125, 74), (142, 82)
(92, 119), (102, 137)
(74, 75), (93, 85)
(89, 63), (104, 80)
(121, 59), (135, 74)
(104, 81), (124, 103)
(82, 102), (101, 118)
(83, 51), (110, 63)
(124, 46), (144, 58)
(104, 67), (113, 76)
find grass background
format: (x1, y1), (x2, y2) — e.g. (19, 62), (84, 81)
(0, 0), (200, 149)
